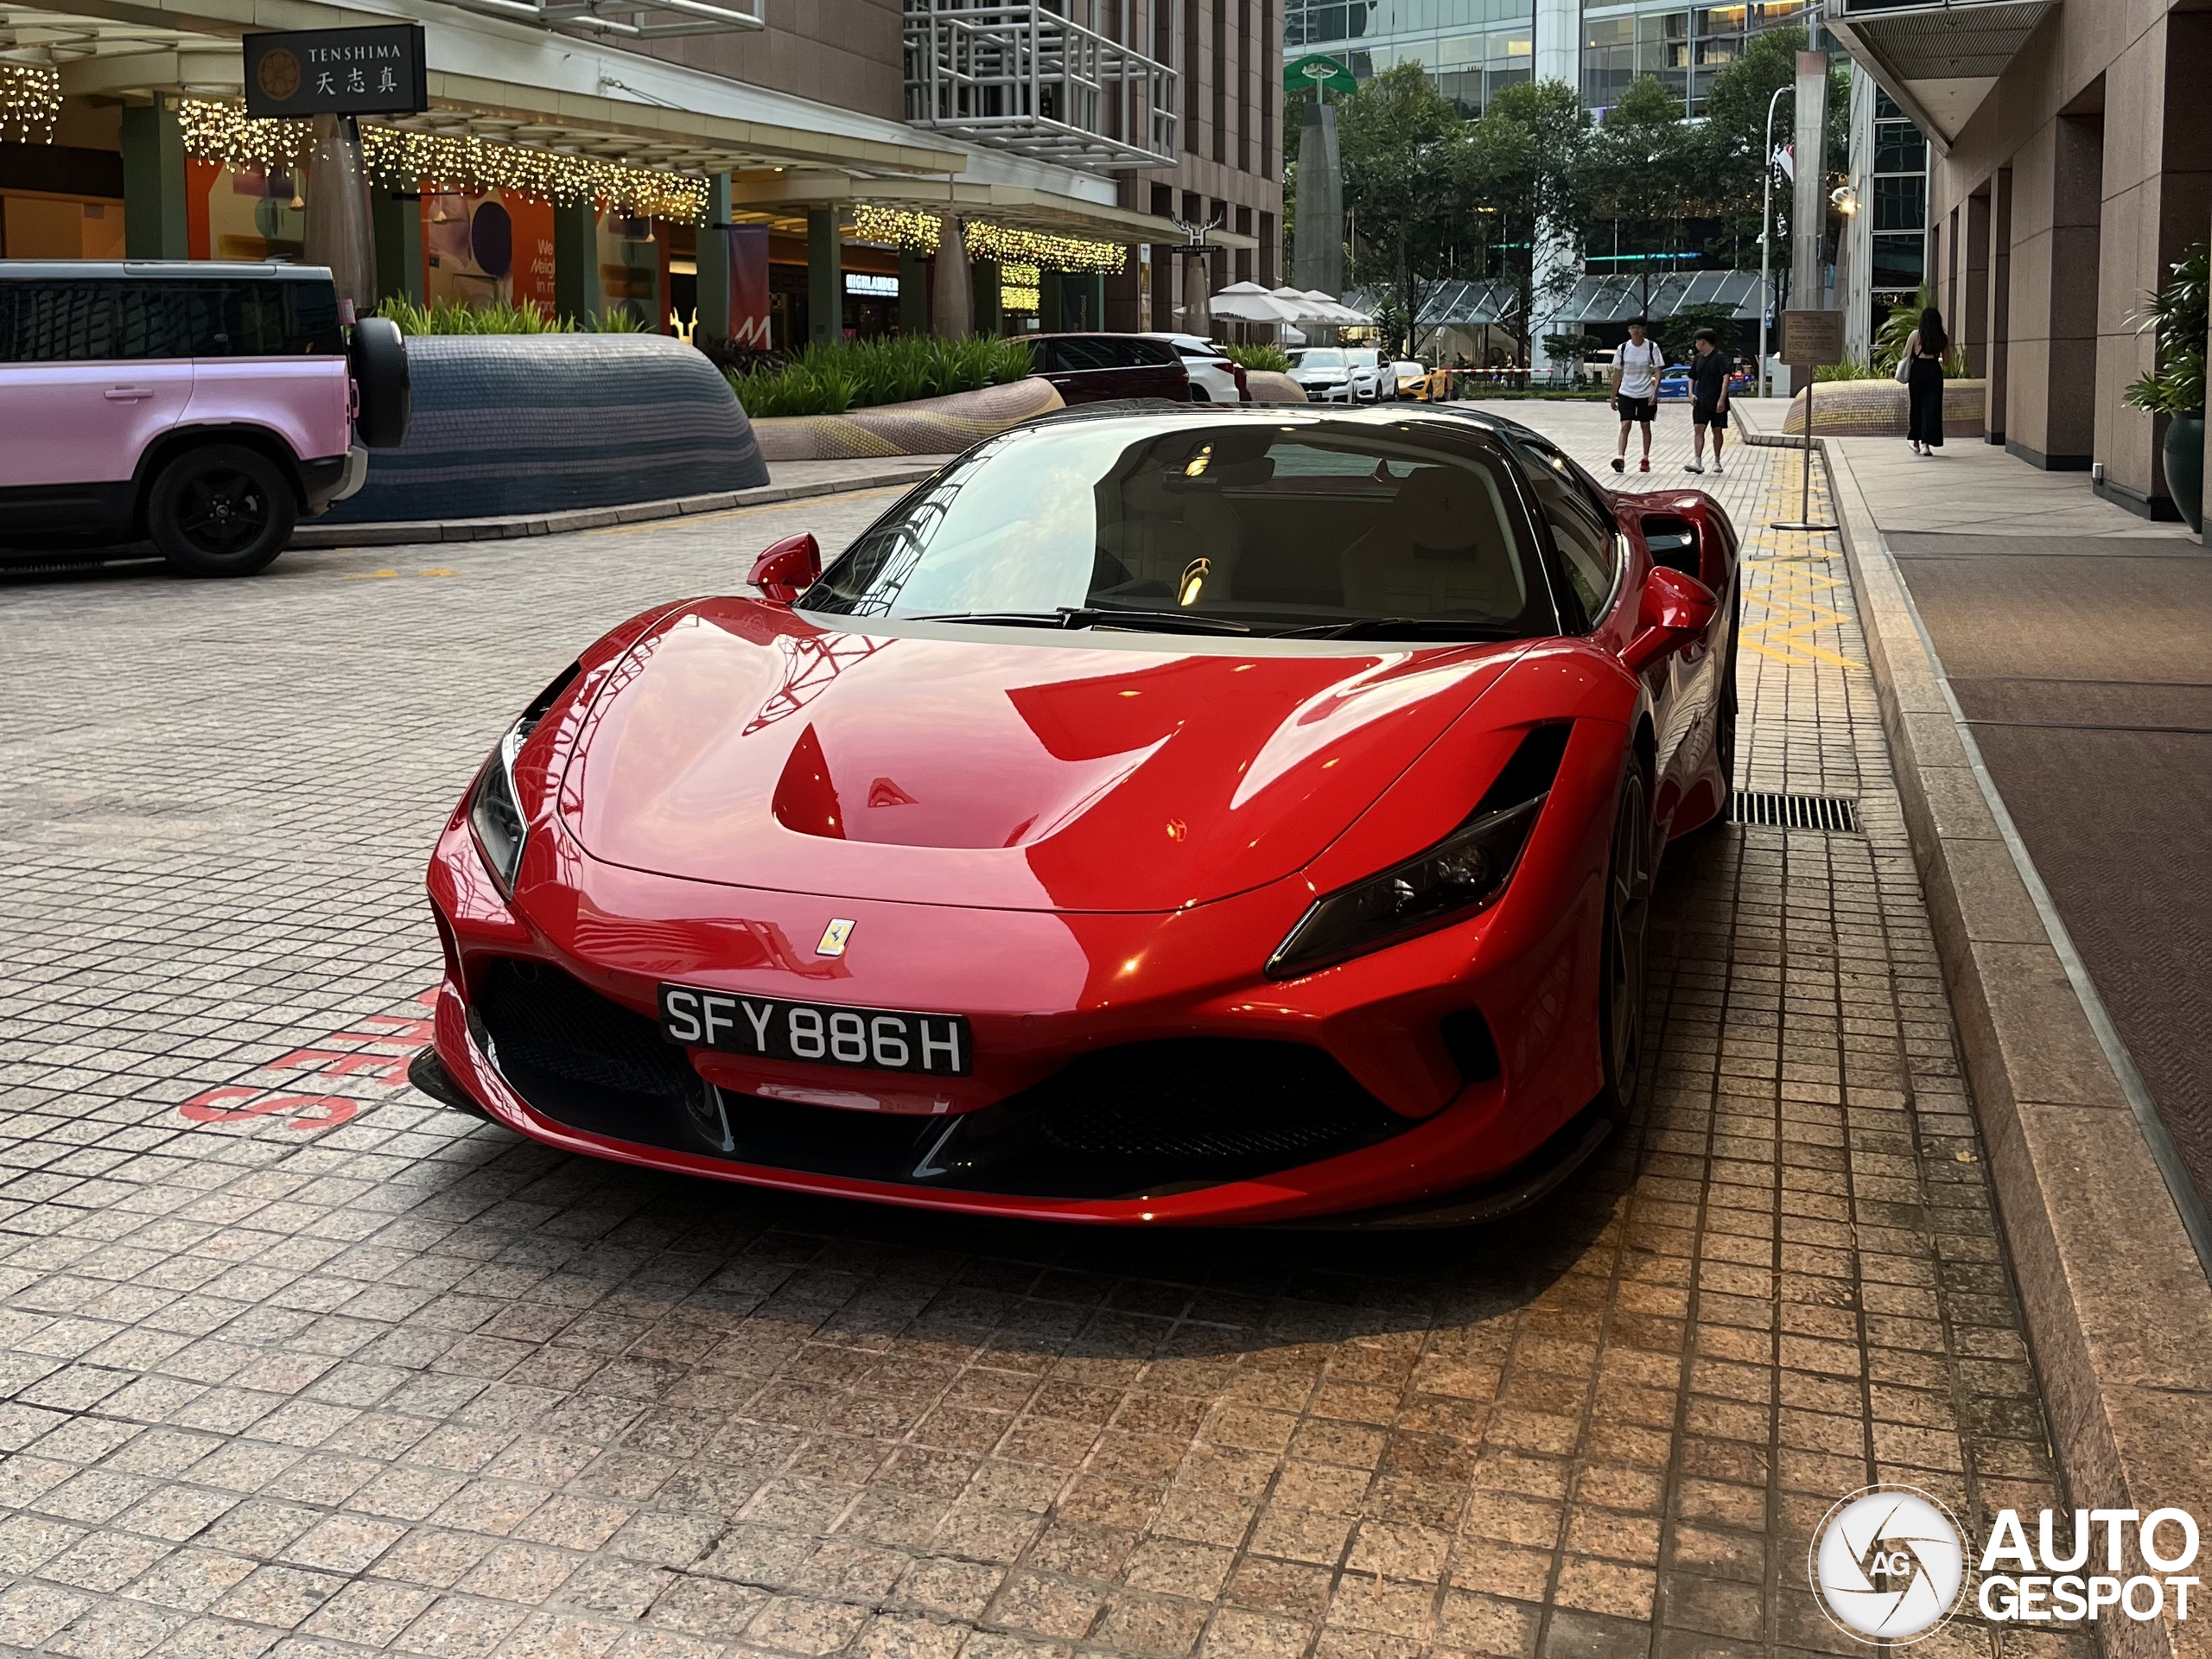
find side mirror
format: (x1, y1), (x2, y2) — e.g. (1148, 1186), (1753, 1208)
(1622, 566), (1718, 676)
(748, 531), (821, 605)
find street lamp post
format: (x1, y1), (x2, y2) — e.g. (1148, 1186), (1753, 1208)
(1758, 84), (1790, 399)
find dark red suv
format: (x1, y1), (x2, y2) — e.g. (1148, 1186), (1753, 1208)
(1029, 334), (1190, 405)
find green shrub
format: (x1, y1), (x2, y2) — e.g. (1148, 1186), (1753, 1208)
(1814, 356), (1878, 382)
(375, 296), (572, 334)
(373, 297), (660, 335)
(727, 334), (1036, 416)
(1223, 343), (1292, 373)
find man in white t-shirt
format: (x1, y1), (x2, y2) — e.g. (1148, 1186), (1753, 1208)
(1609, 318), (1665, 474)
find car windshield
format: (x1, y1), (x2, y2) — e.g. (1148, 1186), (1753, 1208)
(1295, 349), (1345, 370)
(800, 414), (1559, 640)
(1345, 349), (1381, 368)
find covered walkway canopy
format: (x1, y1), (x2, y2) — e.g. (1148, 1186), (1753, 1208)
(1367, 269), (1764, 333)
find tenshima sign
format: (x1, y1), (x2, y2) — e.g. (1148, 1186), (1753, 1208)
(1808, 1484), (2202, 1645)
(243, 24), (428, 121)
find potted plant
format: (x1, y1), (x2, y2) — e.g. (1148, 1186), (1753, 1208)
(2124, 242), (2208, 531)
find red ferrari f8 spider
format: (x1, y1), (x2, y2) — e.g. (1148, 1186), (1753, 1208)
(413, 406), (1738, 1225)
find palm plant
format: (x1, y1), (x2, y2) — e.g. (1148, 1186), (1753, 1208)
(2123, 243), (2209, 417)
(1872, 287), (1967, 377)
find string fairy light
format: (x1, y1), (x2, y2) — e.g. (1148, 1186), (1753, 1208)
(176, 99), (312, 173)
(360, 128), (706, 222)
(1, 65), (63, 144)
(174, 99), (707, 223)
(850, 205), (1126, 276)
(1000, 261), (1040, 315)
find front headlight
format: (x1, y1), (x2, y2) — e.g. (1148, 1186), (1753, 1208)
(468, 662), (581, 895)
(468, 726), (530, 893)
(1266, 794), (1548, 981)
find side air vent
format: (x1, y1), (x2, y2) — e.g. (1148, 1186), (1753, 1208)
(1730, 791), (1859, 833)
(1475, 723), (1573, 817)
(1641, 516), (1700, 576)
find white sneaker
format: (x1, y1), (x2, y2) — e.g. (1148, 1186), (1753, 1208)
(1684, 462), (1705, 474)
(1713, 460), (1724, 474)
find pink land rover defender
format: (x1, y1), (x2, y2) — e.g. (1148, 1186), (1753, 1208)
(0, 261), (410, 577)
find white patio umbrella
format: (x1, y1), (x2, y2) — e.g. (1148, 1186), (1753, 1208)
(1208, 281), (1304, 324)
(1301, 289), (1373, 325)
(1268, 286), (1365, 326)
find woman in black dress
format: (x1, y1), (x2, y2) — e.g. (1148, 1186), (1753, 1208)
(1906, 306), (1948, 454)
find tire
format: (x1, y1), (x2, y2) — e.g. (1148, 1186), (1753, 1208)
(1189, 385), (1212, 403)
(351, 316), (411, 448)
(1597, 760), (1654, 1122)
(146, 445), (296, 577)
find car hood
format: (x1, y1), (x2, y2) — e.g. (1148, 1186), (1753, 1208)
(556, 599), (1529, 913)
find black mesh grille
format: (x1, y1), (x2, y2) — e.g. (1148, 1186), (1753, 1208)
(478, 958), (695, 1101)
(467, 960), (1424, 1198)
(1031, 1041), (1403, 1167)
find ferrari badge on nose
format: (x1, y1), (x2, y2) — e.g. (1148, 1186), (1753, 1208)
(816, 918), (856, 958)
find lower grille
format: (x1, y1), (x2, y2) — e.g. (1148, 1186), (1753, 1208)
(467, 958), (1419, 1198)
(1027, 1040), (1404, 1170)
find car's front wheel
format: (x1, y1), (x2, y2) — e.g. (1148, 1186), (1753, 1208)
(147, 445), (296, 577)
(1598, 760), (1654, 1122)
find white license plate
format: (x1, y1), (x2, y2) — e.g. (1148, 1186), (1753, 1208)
(659, 985), (972, 1077)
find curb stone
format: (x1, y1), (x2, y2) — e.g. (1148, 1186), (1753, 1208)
(1820, 434), (2212, 1659)
(288, 463), (939, 550)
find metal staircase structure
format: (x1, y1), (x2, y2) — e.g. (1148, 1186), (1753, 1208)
(905, 0), (1178, 171)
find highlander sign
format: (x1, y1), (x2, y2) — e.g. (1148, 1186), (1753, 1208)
(1809, 1485), (2202, 1644)
(243, 25), (428, 120)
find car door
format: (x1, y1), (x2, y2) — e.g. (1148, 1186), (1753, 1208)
(1095, 338), (1183, 401)
(0, 279), (193, 505)
(1037, 336), (1109, 404)
(181, 278), (351, 464)
(1512, 435), (1699, 804)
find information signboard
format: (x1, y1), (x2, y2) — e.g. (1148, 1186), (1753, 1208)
(244, 25), (428, 120)
(1778, 308), (1845, 368)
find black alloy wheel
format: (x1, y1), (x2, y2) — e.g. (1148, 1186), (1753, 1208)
(147, 445), (296, 578)
(1598, 761), (1654, 1122)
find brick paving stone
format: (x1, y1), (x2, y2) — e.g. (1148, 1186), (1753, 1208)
(0, 443), (2069, 1659)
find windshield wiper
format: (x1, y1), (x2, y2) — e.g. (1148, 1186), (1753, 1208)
(1276, 617), (1524, 641)
(906, 607), (1252, 636)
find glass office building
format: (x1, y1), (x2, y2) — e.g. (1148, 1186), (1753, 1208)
(1580, 1), (1807, 113)
(1870, 85), (1928, 295)
(1285, 0), (1535, 116)
(1286, 0), (1805, 117)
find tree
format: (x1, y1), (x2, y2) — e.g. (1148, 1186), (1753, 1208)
(1338, 63), (1474, 354)
(1656, 303), (1739, 365)
(1466, 79), (1588, 368)
(1584, 76), (1709, 285)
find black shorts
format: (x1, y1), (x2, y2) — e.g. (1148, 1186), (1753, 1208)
(1693, 399), (1726, 427)
(1615, 394), (1655, 423)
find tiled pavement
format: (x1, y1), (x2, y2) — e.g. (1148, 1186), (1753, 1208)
(0, 414), (2075, 1659)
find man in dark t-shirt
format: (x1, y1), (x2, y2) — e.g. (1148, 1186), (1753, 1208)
(1685, 329), (1732, 475)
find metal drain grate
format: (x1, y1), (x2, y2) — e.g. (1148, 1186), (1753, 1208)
(1730, 791), (1859, 833)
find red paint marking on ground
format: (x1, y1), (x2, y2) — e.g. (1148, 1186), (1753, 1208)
(176, 989), (442, 1135)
